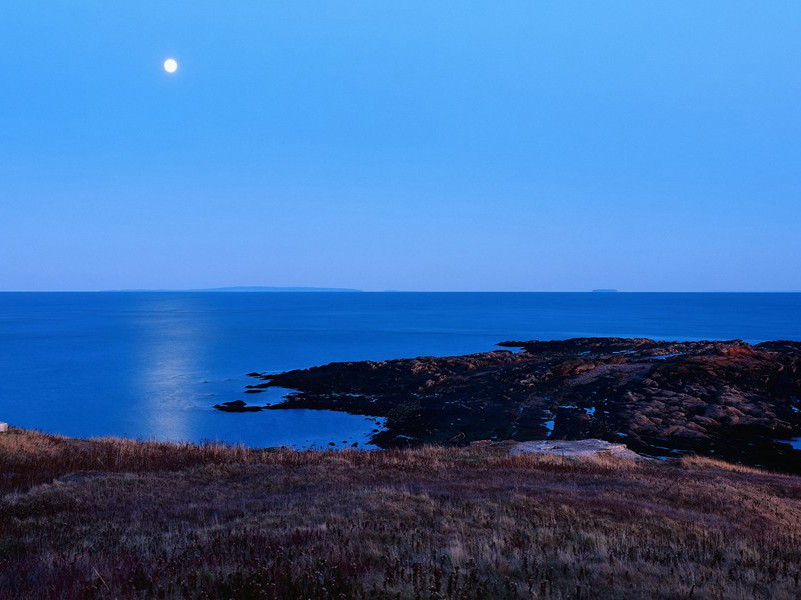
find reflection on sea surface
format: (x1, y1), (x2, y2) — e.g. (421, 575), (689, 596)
(137, 297), (201, 442)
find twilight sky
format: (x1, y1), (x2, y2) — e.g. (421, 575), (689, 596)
(2, 1), (800, 291)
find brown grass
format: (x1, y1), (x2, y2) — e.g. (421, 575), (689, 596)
(678, 455), (775, 475)
(2, 428), (801, 599)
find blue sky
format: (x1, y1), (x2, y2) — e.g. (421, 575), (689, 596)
(1, 1), (800, 291)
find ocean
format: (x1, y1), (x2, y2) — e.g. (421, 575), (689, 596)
(1, 292), (799, 448)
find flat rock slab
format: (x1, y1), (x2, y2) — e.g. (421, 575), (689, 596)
(510, 439), (644, 460)
(0, 422), (8, 433)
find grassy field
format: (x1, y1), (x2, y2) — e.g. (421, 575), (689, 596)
(2, 428), (801, 599)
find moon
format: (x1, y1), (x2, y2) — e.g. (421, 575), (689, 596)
(163, 58), (178, 74)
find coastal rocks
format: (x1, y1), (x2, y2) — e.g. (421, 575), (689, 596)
(508, 439), (645, 461)
(213, 400), (264, 413)
(0, 422), (8, 433)
(243, 338), (801, 471)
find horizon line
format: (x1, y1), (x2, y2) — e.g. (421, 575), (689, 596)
(2, 289), (801, 294)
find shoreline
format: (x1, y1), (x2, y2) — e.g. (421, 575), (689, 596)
(232, 337), (801, 472)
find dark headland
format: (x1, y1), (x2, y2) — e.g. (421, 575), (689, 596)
(235, 337), (801, 472)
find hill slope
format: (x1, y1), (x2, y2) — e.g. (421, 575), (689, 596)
(2, 429), (801, 599)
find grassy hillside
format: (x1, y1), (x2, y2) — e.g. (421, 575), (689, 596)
(2, 428), (801, 599)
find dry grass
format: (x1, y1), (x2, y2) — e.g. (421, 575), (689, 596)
(678, 455), (777, 475)
(2, 428), (801, 599)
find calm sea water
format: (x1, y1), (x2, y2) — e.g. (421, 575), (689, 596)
(1, 292), (800, 448)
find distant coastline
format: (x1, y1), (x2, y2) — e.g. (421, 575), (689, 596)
(191, 286), (364, 293)
(4, 289), (801, 294)
(105, 286), (365, 293)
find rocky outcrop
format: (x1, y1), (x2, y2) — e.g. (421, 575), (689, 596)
(213, 400), (265, 413)
(243, 338), (801, 471)
(0, 422), (8, 433)
(508, 439), (645, 460)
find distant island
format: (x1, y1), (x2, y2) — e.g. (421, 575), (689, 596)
(108, 286), (364, 293)
(591, 288), (619, 292)
(191, 286), (363, 293)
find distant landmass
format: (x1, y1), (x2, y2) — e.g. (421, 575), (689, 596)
(591, 288), (619, 293)
(107, 286), (364, 293)
(192, 286), (363, 293)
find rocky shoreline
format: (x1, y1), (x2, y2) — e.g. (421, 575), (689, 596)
(227, 338), (801, 471)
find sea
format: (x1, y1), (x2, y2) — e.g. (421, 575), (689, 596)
(1, 292), (800, 448)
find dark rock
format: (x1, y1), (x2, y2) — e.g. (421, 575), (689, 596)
(244, 338), (801, 472)
(213, 400), (264, 413)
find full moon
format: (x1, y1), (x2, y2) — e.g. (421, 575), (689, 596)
(163, 58), (178, 74)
